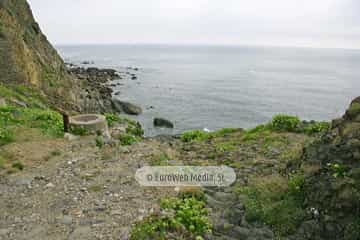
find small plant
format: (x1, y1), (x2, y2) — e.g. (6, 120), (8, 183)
(95, 137), (104, 148)
(131, 195), (212, 240)
(70, 126), (88, 136)
(150, 152), (170, 166)
(303, 121), (330, 135)
(0, 128), (14, 145)
(236, 174), (305, 237)
(119, 133), (138, 146)
(181, 130), (210, 142)
(105, 113), (120, 127)
(126, 123), (144, 137)
(270, 115), (301, 132)
(12, 161), (24, 171)
(327, 162), (347, 178)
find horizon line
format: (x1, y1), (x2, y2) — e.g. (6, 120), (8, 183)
(53, 42), (360, 51)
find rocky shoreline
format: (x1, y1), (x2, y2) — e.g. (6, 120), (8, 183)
(65, 63), (144, 116)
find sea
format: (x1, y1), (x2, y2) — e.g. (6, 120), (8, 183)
(57, 44), (360, 136)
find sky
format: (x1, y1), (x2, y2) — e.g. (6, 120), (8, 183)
(28, 0), (360, 49)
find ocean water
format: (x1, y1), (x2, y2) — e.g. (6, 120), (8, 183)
(57, 44), (360, 136)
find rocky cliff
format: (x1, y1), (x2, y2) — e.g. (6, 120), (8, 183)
(0, 0), (114, 112)
(290, 98), (360, 239)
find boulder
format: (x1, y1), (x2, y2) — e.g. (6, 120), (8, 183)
(153, 118), (174, 128)
(112, 99), (142, 115)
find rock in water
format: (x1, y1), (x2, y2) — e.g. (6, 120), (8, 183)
(153, 118), (174, 128)
(112, 99), (142, 115)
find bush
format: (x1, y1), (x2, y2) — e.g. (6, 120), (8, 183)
(270, 115), (301, 132)
(181, 130), (210, 142)
(119, 133), (138, 146)
(131, 195), (212, 240)
(105, 113), (120, 127)
(0, 128), (13, 145)
(236, 174), (305, 237)
(126, 123), (144, 137)
(95, 137), (104, 148)
(303, 121), (330, 135)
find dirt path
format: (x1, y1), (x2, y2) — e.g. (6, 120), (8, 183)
(0, 137), (175, 240)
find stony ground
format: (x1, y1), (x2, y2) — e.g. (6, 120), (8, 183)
(0, 126), (314, 240)
(0, 135), (177, 240)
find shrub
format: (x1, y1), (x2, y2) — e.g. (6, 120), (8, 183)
(303, 121), (330, 135)
(270, 115), (301, 132)
(131, 195), (211, 240)
(126, 123), (144, 137)
(150, 152), (169, 166)
(119, 133), (138, 146)
(0, 128), (13, 145)
(95, 137), (104, 148)
(181, 130), (210, 142)
(236, 174), (305, 237)
(105, 113), (120, 127)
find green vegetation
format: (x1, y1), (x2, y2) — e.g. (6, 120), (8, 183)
(303, 121), (330, 135)
(345, 218), (360, 240)
(270, 114), (301, 132)
(181, 128), (238, 142)
(150, 152), (170, 166)
(347, 103), (360, 118)
(236, 174), (305, 237)
(0, 84), (47, 108)
(0, 127), (14, 146)
(119, 133), (138, 146)
(126, 123), (144, 137)
(131, 194), (211, 240)
(0, 106), (63, 142)
(327, 162), (347, 178)
(12, 161), (24, 171)
(95, 136), (104, 148)
(105, 113), (120, 127)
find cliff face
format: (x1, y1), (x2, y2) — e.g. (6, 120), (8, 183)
(291, 97), (360, 240)
(0, 0), (114, 112)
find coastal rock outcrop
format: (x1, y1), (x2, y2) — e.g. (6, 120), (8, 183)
(0, 1), (117, 113)
(290, 97), (360, 240)
(111, 99), (142, 115)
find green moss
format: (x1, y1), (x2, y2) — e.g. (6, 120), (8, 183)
(131, 195), (212, 240)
